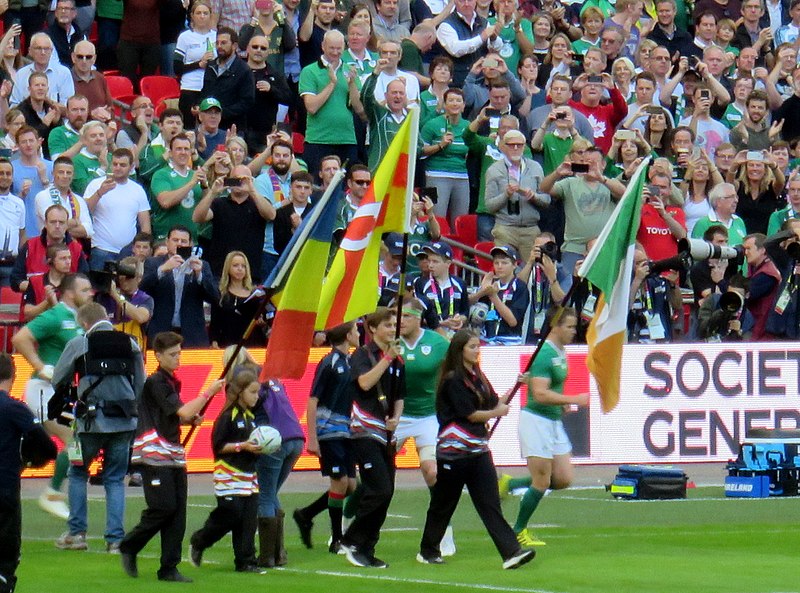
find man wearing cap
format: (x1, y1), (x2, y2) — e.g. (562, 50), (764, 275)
(195, 98), (227, 161)
(413, 242), (470, 335)
(468, 245), (529, 343)
(379, 232), (405, 306)
(484, 130), (550, 263)
(199, 28), (255, 131)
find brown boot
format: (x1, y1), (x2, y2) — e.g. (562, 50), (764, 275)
(257, 517), (278, 568)
(275, 509), (288, 566)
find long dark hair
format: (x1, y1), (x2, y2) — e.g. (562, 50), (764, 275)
(222, 369), (259, 413)
(437, 329), (492, 408)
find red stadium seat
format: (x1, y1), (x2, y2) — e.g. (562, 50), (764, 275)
(105, 75), (134, 99)
(434, 216), (450, 237)
(292, 132), (304, 155)
(140, 75), (180, 108)
(454, 214), (478, 248)
(473, 241), (495, 273)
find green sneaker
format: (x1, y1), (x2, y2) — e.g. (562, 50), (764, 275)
(516, 528), (546, 547)
(498, 474), (512, 499)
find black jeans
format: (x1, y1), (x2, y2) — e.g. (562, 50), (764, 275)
(420, 452), (520, 561)
(120, 465), (187, 573)
(0, 487), (20, 592)
(191, 494), (258, 570)
(342, 438), (395, 556)
(116, 39), (160, 92)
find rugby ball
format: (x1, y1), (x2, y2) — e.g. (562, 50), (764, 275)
(248, 425), (282, 455)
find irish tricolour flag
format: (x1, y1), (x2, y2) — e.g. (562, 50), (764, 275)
(578, 158), (649, 413)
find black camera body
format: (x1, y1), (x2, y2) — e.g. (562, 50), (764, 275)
(536, 241), (561, 263)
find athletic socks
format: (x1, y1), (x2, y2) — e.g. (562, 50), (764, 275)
(50, 450), (69, 491)
(301, 492), (329, 520)
(328, 491), (345, 540)
(513, 487), (545, 533)
(342, 483), (363, 520)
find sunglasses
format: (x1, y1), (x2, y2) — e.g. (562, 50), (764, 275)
(250, 45), (268, 50)
(75, 54), (94, 60)
(352, 179), (370, 186)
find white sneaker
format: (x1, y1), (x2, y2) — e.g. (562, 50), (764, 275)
(439, 525), (456, 557)
(39, 487), (69, 520)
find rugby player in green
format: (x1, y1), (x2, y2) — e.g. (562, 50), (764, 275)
(396, 298), (454, 554)
(12, 273), (94, 522)
(507, 307), (589, 547)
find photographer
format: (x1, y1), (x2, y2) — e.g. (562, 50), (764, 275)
(689, 225), (738, 306)
(742, 232), (781, 340)
(697, 274), (754, 342)
(764, 219), (800, 339)
(628, 244), (682, 343)
(96, 256), (153, 351)
(484, 130), (550, 263)
(469, 245), (529, 344)
(140, 225), (219, 348)
(517, 233), (571, 343)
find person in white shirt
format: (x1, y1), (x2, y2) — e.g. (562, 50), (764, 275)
(83, 148), (151, 270)
(0, 158), (26, 287)
(371, 39), (420, 107)
(9, 32), (75, 109)
(33, 156), (92, 239)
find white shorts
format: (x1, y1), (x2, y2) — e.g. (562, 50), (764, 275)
(518, 409), (572, 460)
(24, 378), (54, 421)
(395, 414), (439, 450)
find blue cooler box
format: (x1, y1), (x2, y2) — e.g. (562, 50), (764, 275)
(724, 475), (770, 498)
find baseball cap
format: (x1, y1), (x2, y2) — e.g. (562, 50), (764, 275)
(384, 232), (404, 256)
(421, 241), (452, 259)
(491, 245), (520, 262)
(199, 97), (223, 112)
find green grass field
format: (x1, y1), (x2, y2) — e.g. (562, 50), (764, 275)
(16, 485), (800, 593)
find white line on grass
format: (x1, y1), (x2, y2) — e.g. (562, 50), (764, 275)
(275, 567), (563, 593)
(387, 513), (412, 519)
(556, 494), (800, 503)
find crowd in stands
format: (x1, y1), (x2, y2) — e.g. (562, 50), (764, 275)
(1, 0), (800, 347)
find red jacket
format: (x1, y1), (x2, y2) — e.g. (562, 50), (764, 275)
(569, 88), (628, 154)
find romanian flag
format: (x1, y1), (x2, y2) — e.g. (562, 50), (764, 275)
(315, 108), (418, 330)
(578, 158), (648, 413)
(261, 170), (345, 379)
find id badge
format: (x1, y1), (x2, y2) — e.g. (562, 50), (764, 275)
(581, 294), (597, 321)
(774, 287), (791, 315)
(533, 309), (546, 332)
(644, 311), (666, 341)
(68, 440), (83, 466)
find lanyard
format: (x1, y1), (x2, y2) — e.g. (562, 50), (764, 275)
(532, 267), (549, 313)
(431, 276), (454, 319)
(491, 279), (516, 312)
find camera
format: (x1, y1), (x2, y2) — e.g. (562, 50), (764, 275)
(536, 240), (561, 263)
(705, 292), (745, 342)
(89, 260), (138, 293)
(555, 111), (567, 120)
(647, 252), (692, 276)
(679, 238), (743, 264)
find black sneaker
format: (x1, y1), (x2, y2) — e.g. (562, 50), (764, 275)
(189, 544), (203, 568)
(120, 552), (138, 578)
(502, 549), (536, 570)
(369, 555), (388, 569)
(328, 539), (344, 555)
(416, 553), (445, 565)
(293, 509), (313, 549)
(236, 565), (267, 574)
(343, 545), (372, 568)
(157, 570), (193, 583)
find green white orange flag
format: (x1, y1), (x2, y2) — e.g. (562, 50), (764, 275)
(578, 158), (649, 413)
(315, 108), (418, 330)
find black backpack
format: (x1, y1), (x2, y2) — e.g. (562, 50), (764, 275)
(76, 330), (138, 422)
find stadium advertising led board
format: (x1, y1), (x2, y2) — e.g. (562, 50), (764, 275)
(16, 343), (800, 476)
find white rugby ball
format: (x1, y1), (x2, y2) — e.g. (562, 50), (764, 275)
(248, 425), (282, 455)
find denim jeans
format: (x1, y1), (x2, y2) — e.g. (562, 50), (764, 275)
(89, 247), (119, 272)
(256, 438), (303, 517)
(67, 431), (133, 544)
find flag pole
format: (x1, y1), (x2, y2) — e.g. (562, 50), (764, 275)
(488, 279), (581, 438)
(181, 289), (273, 448)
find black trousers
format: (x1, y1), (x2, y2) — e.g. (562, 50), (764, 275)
(342, 438), (395, 556)
(420, 452), (519, 561)
(0, 487), (21, 592)
(191, 494), (258, 570)
(120, 465), (187, 573)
